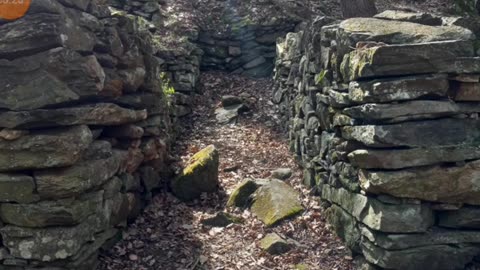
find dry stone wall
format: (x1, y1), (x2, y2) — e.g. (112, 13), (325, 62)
(274, 12), (480, 270)
(0, 0), (201, 269)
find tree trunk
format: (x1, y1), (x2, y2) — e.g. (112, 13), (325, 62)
(340, 0), (377, 18)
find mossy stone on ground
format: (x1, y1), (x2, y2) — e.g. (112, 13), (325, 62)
(259, 233), (292, 255)
(226, 179), (259, 208)
(251, 179), (304, 226)
(201, 212), (244, 227)
(171, 145), (219, 201)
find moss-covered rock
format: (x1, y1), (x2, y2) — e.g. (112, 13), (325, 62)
(226, 179), (259, 208)
(259, 233), (292, 255)
(171, 145), (219, 201)
(251, 179), (303, 226)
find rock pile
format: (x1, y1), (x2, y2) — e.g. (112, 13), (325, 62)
(274, 12), (480, 270)
(0, 0), (202, 268)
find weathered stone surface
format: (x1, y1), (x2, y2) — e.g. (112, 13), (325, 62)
(271, 168), (293, 180)
(0, 174), (39, 204)
(349, 144), (480, 169)
(221, 95), (243, 107)
(171, 145), (219, 201)
(373, 10), (443, 25)
(338, 18), (473, 48)
(343, 100), (480, 123)
(342, 119), (480, 148)
(35, 147), (121, 199)
(251, 179), (303, 226)
(200, 212), (243, 227)
(325, 204), (361, 252)
(226, 179), (259, 208)
(0, 103), (147, 129)
(0, 48), (105, 111)
(215, 104), (248, 124)
(361, 226), (480, 250)
(348, 74), (449, 103)
(0, 215), (101, 262)
(259, 233), (292, 255)
(361, 239), (479, 270)
(0, 191), (103, 227)
(322, 185), (434, 233)
(0, 125), (92, 172)
(341, 40), (474, 81)
(451, 82), (480, 101)
(438, 207), (480, 229)
(359, 160), (480, 205)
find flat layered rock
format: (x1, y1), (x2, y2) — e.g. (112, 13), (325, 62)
(322, 185), (434, 233)
(0, 48), (105, 111)
(251, 179), (303, 226)
(0, 103), (147, 129)
(341, 40), (475, 81)
(0, 191), (103, 227)
(373, 10), (443, 25)
(338, 18), (473, 48)
(438, 207), (480, 229)
(359, 160), (480, 205)
(35, 148), (121, 199)
(361, 238), (479, 270)
(342, 119), (480, 148)
(343, 100), (480, 123)
(349, 144), (480, 169)
(348, 74), (449, 104)
(0, 125), (92, 172)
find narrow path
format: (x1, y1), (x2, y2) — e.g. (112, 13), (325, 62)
(98, 72), (352, 270)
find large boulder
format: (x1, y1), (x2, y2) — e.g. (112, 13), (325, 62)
(171, 145), (219, 201)
(0, 125), (92, 172)
(251, 179), (303, 226)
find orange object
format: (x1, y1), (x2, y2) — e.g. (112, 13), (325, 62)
(0, 0), (31, 20)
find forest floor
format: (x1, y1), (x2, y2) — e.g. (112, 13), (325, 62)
(98, 72), (353, 270)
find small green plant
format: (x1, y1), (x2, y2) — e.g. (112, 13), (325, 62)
(315, 70), (328, 85)
(160, 72), (175, 105)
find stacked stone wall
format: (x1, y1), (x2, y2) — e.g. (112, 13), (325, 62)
(0, 0), (201, 268)
(274, 12), (480, 270)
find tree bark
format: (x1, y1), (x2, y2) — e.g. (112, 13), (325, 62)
(340, 0), (378, 18)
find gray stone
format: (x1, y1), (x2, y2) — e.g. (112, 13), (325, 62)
(35, 148), (121, 199)
(348, 74), (449, 103)
(342, 119), (480, 148)
(361, 239), (479, 270)
(271, 168), (293, 180)
(226, 179), (259, 208)
(341, 40), (474, 81)
(0, 103), (147, 129)
(322, 185), (434, 233)
(259, 233), (292, 255)
(349, 144), (480, 169)
(243, 57), (266, 69)
(215, 104), (248, 124)
(359, 160), (480, 205)
(200, 212), (243, 227)
(170, 145), (219, 201)
(221, 95), (243, 107)
(325, 204), (361, 252)
(0, 125), (92, 172)
(343, 100), (480, 123)
(439, 207), (480, 229)
(251, 179), (304, 226)
(0, 174), (39, 204)
(374, 10), (443, 25)
(0, 191), (103, 227)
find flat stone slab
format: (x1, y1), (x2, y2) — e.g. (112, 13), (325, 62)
(359, 160), (480, 205)
(0, 174), (39, 203)
(322, 185), (434, 233)
(0, 125), (92, 172)
(342, 119), (480, 148)
(251, 179), (303, 226)
(348, 74), (449, 104)
(341, 40), (475, 81)
(349, 144), (480, 169)
(438, 207), (480, 229)
(0, 103), (147, 129)
(373, 10), (443, 25)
